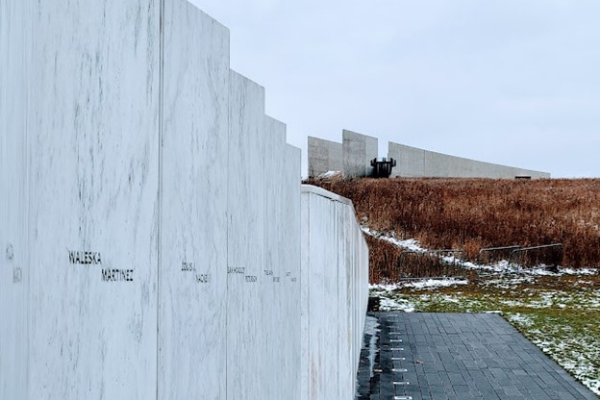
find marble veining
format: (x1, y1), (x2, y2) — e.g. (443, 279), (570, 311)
(0, 1), (365, 399)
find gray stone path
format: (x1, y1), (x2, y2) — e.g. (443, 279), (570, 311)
(356, 312), (598, 400)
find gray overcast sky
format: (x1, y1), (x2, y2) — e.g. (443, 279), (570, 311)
(190, 0), (600, 178)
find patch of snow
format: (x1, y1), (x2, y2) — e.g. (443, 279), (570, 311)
(403, 278), (469, 290)
(480, 275), (535, 289)
(370, 278), (468, 291)
(559, 267), (599, 276)
(507, 313), (534, 327)
(378, 297), (416, 312)
(316, 170), (341, 179)
(362, 227), (600, 277)
(360, 227), (426, 252)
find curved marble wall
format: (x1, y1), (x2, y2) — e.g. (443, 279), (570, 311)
(301, 185), (369, 400)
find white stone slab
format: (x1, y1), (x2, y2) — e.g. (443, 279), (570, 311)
(300, 185), (369, 400)
(24, 1), (160, 398)
(227, 70), (267, 399)
(2, 3), (353, 400)
(158, 2), (229, 398)
(283, 144), (302, 400)
(0, 2), (28, 398)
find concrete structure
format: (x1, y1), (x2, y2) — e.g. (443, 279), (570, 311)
(301, 185), (369, 400)
(389, 141), (550, 179)
(343, 130), (379, 177)
(308, 133), (549, 179)
(0, 1), (367, 399)
(308, 136), (343, 176)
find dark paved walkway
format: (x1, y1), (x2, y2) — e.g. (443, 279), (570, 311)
(356, 313), (598, 400)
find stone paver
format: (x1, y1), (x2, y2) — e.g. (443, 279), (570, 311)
(356, 312), (598, 400)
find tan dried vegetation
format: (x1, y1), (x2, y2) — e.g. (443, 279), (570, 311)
(305, 177), (600, 282)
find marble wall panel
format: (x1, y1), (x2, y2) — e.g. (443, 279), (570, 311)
(2, 2), (357, 399)
(0, 1), (28, 398)
(158, 2), (229, 399)
(301, 185), (369, 400)
(283, 144), (302, 400)
(227, 70), (267, 399)
(262, 115), (283, 399)
(25, 1), (160, 399)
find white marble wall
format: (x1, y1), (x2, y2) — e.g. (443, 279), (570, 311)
(301, 185), (369, 400)
(226, 72), (302, 399)
(0, 2), (28, 398)
(159, 3), (229, 399)
(1, 1), (364, 399)
(227, 70), (267, 398)
(283, 144), (302, 400)
(25, 1), (161, 399)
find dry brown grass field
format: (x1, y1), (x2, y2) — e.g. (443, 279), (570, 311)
(305, 177), (600, 282)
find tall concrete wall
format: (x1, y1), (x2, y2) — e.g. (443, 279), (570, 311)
(308, 133), (549, 179)
(308, 136), (343, 176)
(1, 1), (366, 400)
(301, 185), (369, 400)
(343, 130), (378, 177)
(389, 142), (551, 179)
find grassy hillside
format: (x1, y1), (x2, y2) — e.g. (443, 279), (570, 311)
(305, 177), (600, 281)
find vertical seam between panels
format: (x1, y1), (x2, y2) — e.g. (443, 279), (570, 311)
(157, 0), (165, 399)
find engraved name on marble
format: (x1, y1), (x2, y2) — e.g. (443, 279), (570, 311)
(68, 250), (102, 265)
(6, 243), (14, 260)
(228, 266), (245, 274)
(101, 269), (133, 282)
(181, 261), (195, 271)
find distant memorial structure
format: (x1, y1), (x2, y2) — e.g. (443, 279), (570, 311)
(308, 132), (550, 179)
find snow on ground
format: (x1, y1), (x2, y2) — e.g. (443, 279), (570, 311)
(508, 313), (600, 396)
(366, 228), (600, 395)
(316, 170), (342, 179)
(364, 227), (600, 276)
(361, 226), (426, 252)
(371, 278), (469, 293)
